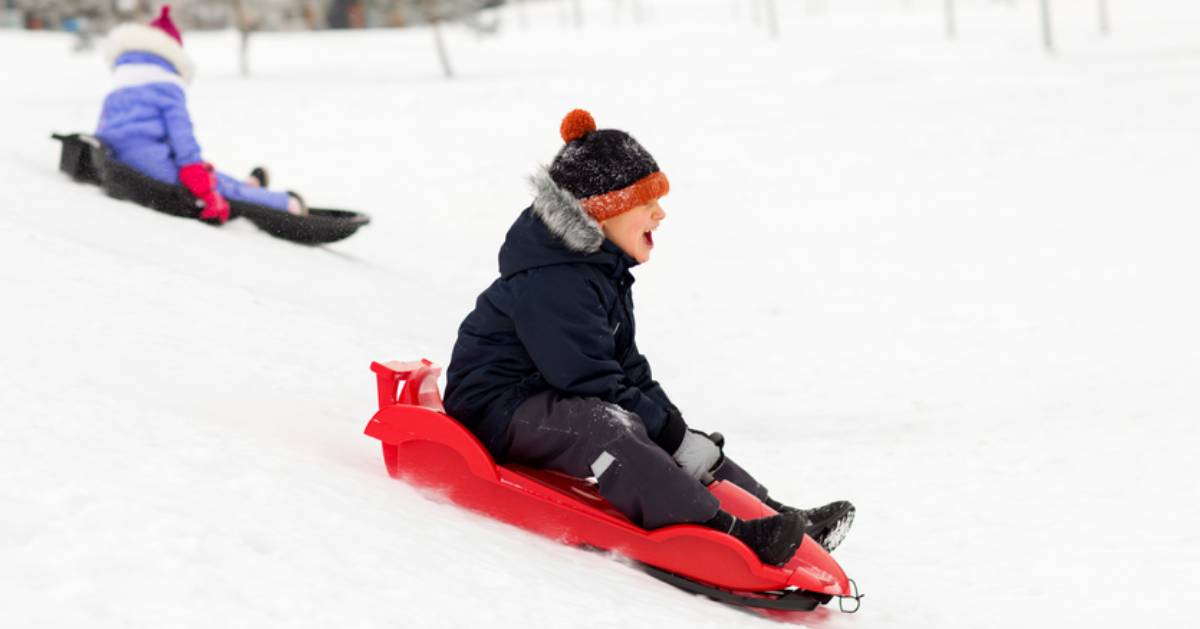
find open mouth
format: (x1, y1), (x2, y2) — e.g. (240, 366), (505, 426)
(644, 231), (654, 247)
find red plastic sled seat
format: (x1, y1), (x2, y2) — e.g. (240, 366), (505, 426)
(363, 359), (860, 614)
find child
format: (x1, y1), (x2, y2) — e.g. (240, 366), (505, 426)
(445, 109), (855, 566)
(95, 6), (303, 224)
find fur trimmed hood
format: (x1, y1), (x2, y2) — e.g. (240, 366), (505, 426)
(529, 167), (604, 254)
(106, 23), (195, 84)
(496, 170), (636, 281)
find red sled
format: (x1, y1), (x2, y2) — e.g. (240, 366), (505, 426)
(363, 359), (862, 617)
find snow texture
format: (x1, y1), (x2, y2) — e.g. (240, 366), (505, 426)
(1, 1), (1197, 628)
(597, 403), (637, 432)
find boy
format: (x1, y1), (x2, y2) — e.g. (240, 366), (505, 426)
(445, 110), (854, 566)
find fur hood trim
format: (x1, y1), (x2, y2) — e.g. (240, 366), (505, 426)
(106, 23), (195, 84)
(529, 167), (604, 254)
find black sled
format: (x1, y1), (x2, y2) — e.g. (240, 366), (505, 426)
(52, 133), (370, 245)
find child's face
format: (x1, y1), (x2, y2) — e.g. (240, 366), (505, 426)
(600, 200), (666, 264)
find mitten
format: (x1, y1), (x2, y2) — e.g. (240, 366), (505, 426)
(179, 162), (230, 224)
(672, 429), (726, 482)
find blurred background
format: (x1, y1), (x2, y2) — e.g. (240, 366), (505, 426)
(2, 1), (1178, 72)
(2, 2), (1196, 628)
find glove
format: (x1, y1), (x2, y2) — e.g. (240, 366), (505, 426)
(672, 429), (726, 482)
(179, 162), (230, 224)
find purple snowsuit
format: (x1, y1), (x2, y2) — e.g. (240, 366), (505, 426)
(95, 52), (289, 212)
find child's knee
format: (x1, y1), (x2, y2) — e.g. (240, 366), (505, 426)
(582, 400), (652, 447)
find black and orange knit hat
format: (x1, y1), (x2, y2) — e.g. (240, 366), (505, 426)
(547, 109), (670, 222)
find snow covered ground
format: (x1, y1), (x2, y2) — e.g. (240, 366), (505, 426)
(2, 1), (1197, 627)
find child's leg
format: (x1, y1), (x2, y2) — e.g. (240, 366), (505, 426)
(505, 391), (721, 530)
(712, 458), (770, 502)
(717, 457), (856, 552)
(214, 171), (290, 212)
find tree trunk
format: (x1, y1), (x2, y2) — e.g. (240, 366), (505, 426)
(239, 28), (251, 76)
(431, 18), (454, 78)
(421, 0), (455, 78)
(232, 0), (252, 77)
(1040, 0), (1055, 54)
(763, 0), (779, 39)
(944, 0), (956, 40)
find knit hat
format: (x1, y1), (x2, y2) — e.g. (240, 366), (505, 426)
(548, 109), (670, 222)
(529, 110), (670, 253)
(149, 5), (183, 45)
(106, 4), (195, 84)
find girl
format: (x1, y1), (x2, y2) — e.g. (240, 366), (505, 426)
(96, 6), (303, 223)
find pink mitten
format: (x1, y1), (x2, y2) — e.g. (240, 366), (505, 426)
(179, 162), (230, 224)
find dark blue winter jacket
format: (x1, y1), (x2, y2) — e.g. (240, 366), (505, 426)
(445, 171), (685, 461)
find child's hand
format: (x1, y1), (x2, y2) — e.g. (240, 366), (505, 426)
(179, 162), (230, 224)
(672, 429), (725, 482)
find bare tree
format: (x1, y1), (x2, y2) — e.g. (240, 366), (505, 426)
(231, 0), (257, 77)
(944, 0), (956, 40)
(745, 0), (777, 39)
(397, 0), (497, 79)
(1039, 0), (1054, 54)
(762, 0), (779, 39)
(418, 0), (455, 77)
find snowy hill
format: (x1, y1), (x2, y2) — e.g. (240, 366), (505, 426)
(2, 1), (1197, 627)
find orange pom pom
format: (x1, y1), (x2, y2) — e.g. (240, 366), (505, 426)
(560, 109), (597, 144)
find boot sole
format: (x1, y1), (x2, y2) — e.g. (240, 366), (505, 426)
(814, 507), (855, 553)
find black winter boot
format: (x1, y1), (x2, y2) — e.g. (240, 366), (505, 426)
(803, 501), (855, 553)
(249, 166), (269, 188)
(765, 498), (855, 553)
(704, 510), (808, 567)
(763, 495), (797, 513)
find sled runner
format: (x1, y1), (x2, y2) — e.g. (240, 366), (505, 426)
(363, 359), (863, 618)
(52, 133), (370, 245)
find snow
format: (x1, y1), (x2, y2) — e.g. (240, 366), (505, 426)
(2, 1), (1197, 627)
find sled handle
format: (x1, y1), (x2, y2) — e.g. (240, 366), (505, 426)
(370, 359), (445, 412)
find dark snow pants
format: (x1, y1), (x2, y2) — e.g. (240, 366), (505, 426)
(505, 391), (771, 530)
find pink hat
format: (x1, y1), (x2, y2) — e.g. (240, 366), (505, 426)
(106, 3), (195, 83)
(149, 5), (182, 45)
